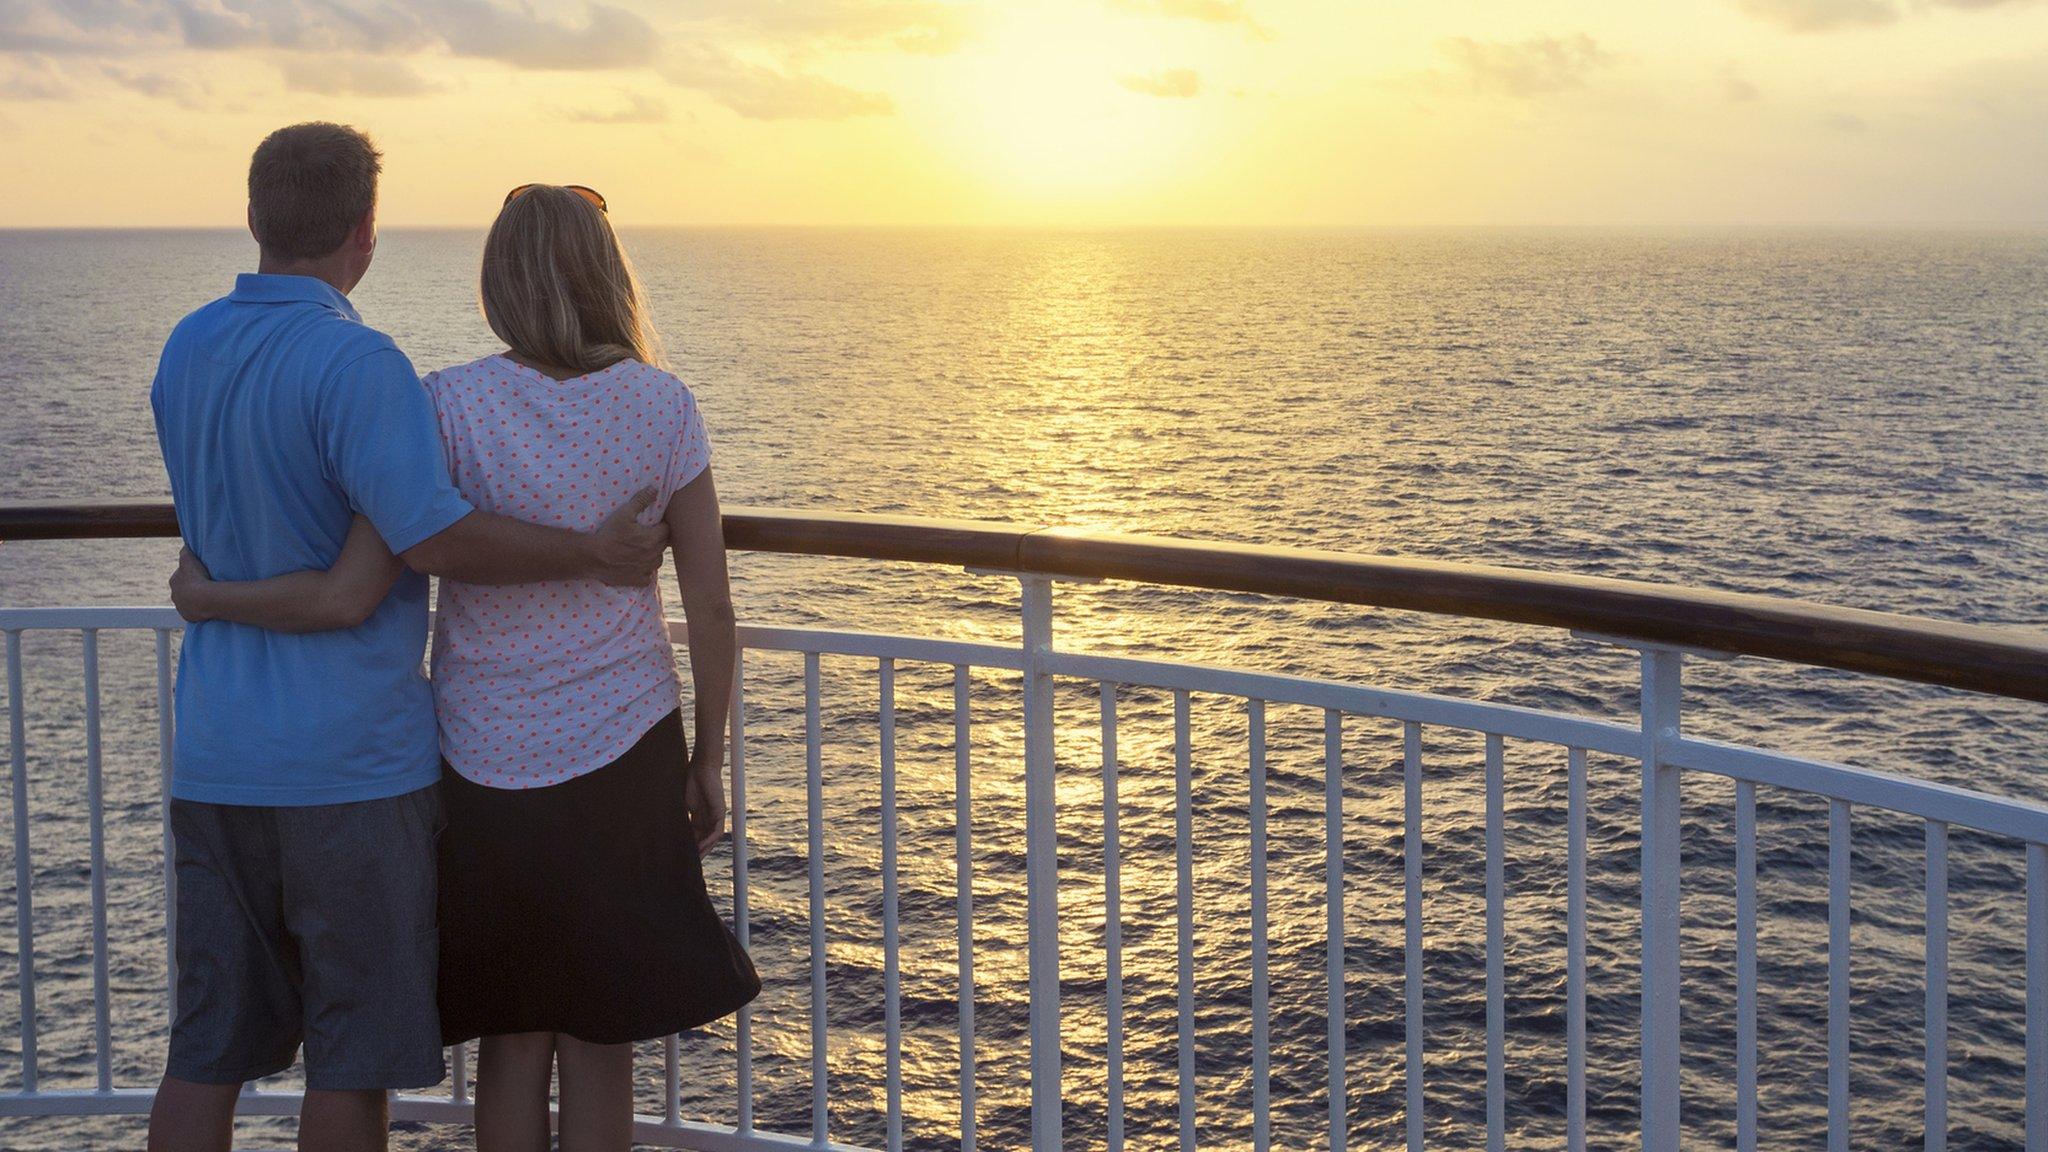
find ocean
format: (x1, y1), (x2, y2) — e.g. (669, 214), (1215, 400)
(1, 227), (2045, 1149)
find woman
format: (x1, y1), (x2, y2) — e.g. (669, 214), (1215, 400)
(168, 183), (759, 1151)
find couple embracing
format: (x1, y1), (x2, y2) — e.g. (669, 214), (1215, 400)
(147, 121), (758, 1152)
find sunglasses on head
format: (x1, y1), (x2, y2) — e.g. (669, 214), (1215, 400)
(503, 184), (607, 213)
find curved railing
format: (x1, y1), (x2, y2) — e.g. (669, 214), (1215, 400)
(0, 500), (2044, 1152)
(7, 500), (2045, 703)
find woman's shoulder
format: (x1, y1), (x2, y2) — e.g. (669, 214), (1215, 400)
(618, 358), (691, 392)
(421, 353), (506, 395)
(617, 360), (701, 412)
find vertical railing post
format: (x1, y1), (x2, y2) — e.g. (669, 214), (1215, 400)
(1102, 682), (1124, 1152)
(5, 629), (35, 1093)
(155, 629), (178, 1027)
(1483, 733), (1505, 1152)
(879, 658), (903, 1152)
(1735, 781), (1759, 1152)
(2027, 841), (2045, 1151)
(1248, 698), (1270, 1151)
(1640, 648), (1683, 1152)
(1567, 746), (1588, 1152)
(804, 651), (827, 1146)
(1018, 576), (1061, 1152)
(1324, 710), (1345, 1152)
(1402, 722), (1424, 1152)
(954, 664), (977, 1152)
(82, 628), (112, 1093)
(1176, 691), (1197, 1150)
(730, 648), (753, 1134)
(1925, 822), (1947, 1152)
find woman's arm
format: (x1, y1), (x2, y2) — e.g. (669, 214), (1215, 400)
(666, 467), (737, 854)
(169, 515), (405, 633)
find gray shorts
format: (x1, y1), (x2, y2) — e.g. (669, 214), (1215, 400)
(166, 784), (446, 1091)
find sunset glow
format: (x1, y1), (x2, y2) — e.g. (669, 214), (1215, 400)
(2, 0), (2046, 227)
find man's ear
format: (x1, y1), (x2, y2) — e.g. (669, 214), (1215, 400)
(246, 203), (260, 245)
(353, 208), (376, 254)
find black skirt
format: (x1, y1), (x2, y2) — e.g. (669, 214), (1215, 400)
(436, 709), (760, 1046)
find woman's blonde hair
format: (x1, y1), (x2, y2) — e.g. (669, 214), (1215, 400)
(480, 185), (661, 373)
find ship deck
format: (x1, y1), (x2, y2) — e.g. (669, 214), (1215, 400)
(1, 501), (2045, 1151)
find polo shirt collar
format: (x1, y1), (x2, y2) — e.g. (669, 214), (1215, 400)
(229, 273), (361, 322)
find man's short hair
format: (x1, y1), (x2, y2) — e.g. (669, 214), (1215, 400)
(247, 122), (381, 260)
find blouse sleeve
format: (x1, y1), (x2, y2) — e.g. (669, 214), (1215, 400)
(419, 369), (463, 483)
(663, 378), (712, 505)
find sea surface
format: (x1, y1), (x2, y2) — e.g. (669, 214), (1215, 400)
(1, 227), (2046, 1150)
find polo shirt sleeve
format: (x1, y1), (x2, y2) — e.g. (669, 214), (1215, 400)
(317, 348), (475, 555)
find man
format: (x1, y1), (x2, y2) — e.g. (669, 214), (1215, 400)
(147, 122), (667, 1152)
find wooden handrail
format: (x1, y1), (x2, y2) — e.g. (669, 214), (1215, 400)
(5, 499), (2045, 703)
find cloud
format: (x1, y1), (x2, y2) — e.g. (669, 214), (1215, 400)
(1439, 34), (1616, 98)
(0, 0), (175, 53)
(1731, 0), (1898, 30)
(1735, 0), (2035, 29)
(1110, 0), (1270, 40)
(1118, 68), (1201, 97)
(435, 0), (658, 70)
(1823, 110), (1869, 131)
(6, 0), (936, 117)
(5, 0), (658, 69)
(1944, 48), (2048, 122)
(1721, 70), (1760, 102)
(0, 53), (75, 98)
(0, 54), (224, 108)
(663, 44), (892, 119)
(170, 1), (430, 54)
(278, 54), (441, 97)
(566, 91), (669, 123)
(101, 62), (209, 107)
(673, 0), (975, 55)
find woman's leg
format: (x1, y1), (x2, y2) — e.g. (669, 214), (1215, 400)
(474, 1032), (556, 1152)
(554, 1034), (634, 1152)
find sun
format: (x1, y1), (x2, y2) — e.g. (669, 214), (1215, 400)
(929, 5), (1206, 205)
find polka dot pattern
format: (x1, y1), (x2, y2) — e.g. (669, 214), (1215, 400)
(424, 353), (711, 790)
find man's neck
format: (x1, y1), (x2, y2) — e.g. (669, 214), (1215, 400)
(255, 253), (353, 296)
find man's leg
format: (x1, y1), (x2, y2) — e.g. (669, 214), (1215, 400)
(297, 1088), (389, 1152)
(153, 801), (303, 1152)
(145, 1077), (241, 1152)
(280, 784), (446, 1145)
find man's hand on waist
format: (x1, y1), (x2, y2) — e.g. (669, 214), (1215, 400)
(583, 488), (670, 587)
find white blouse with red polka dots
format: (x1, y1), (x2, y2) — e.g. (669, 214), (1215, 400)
(423, 353), (710, 790)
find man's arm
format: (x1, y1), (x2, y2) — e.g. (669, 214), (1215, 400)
(400, 490), (668, 587)
(170, 491), (671, 634)
(170, 516), (402, 632)
(316, 349), (666, 588)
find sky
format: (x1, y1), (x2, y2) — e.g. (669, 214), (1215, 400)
(1, 0), (2046, 227)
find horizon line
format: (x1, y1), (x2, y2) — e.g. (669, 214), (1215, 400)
(6, 220), (2048, 233)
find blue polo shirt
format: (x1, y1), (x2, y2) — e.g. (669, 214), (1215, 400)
(151, 273), (473, 805)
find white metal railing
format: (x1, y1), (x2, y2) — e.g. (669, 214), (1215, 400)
(1, 573), (2046, 1151)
